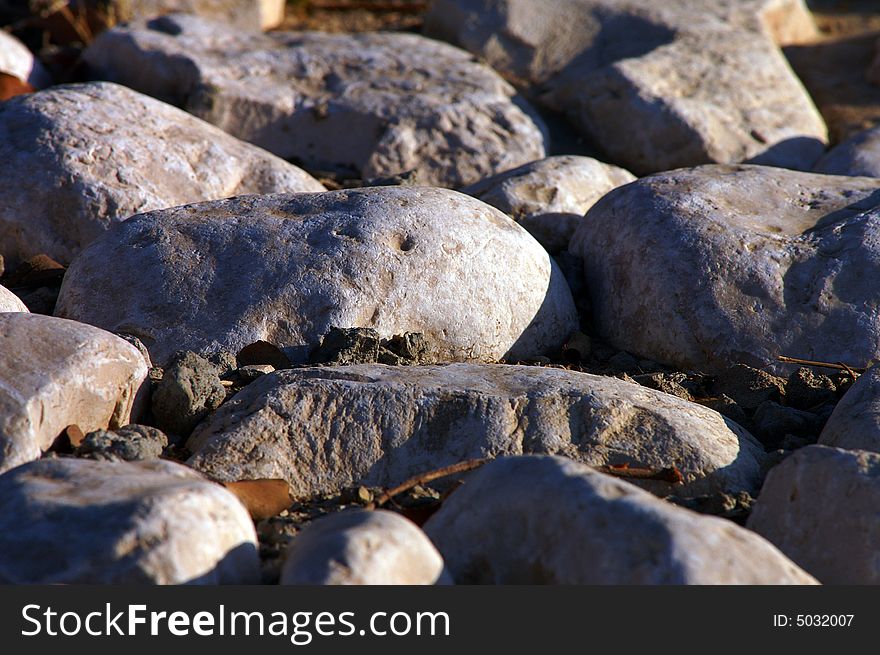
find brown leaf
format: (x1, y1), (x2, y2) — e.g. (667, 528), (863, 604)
(236, 340), (292, 369)
(48, 424), (85, 454)
(2, 253), (66, 289)
(221, 479), (292, 520)
(0, 73), (35, 101)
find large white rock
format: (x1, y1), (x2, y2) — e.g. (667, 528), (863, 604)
(0, 285), (28, 313)
(814, 125), (880, 178)
(423, 455), (817, 584)
(56, 188), (578, 367)
(280, 509), (450, 585)
(0, 31), (50, 88)
(569, 164), (880, 373)
(0, 458), (259, 584)
(747, 445), (880, 584)
(90, 0), (285, 30)
(186, 363), (767, 499)
(0, 313), (149, 474)
(425, 0), (826, 174)
(462, 156), (636, 253)
(0, 82), (324, 267)
(818, 366), (880, 452)
(83, 13), (547, 188)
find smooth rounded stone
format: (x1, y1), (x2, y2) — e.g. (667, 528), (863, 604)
(82, 13), (547, 188)
(569, 164), (880, 373)
(814, 125), (880, 178)
(0, 458), (259, 584)
(91, 0), (285, 30)
(0, 82), (324, 267)
(0, 31), (50, 88)
(425, 0), (825, 175)
(56, 188), (578, 367)
(76, 425), (169, 461)
(151, 351), (226, 437)
(422, 455), (817, 584)
(0, 284), (28, 313)
(0, 313), (149, 474)
(818, 365), (880, 452)
(186, 363), (767, 499)
(461, 156), (636, 253)
(747, 445), (880, 584)
(280, 509), (450, 585)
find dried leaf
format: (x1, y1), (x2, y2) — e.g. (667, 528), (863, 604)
(236, 340), (292, 369)
(221, 479), (292, 520)
(0, 73), (35, 101)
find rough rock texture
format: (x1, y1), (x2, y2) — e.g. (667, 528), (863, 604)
(83, 13), (547, 188)
(0, 285), (28, 313)
(569, 165), (880, 373)
(0, 30), (50, 87)
(56, 188), (578, 367)
(425, 0), (826, 174)
(0, 82), (324, 267)
(280, 509), (450, 585)
(0, 313), (149, 473)
(151, 351), (226, 437)
(747, 445), (880, 584)
(423, 455), (817, 584)
(818, 366), (880, 452)
(186, 363), (767, 499)
(0, 458), (259, 584)
(462, 156), (635, 253)
(76, 425), (169, 461)
(88, 0), (285, 30)
(814, 125), (880, 178)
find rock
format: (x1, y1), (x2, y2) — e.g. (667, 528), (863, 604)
(818, 365), (880, 452)
(631, 372), (693, 402)
(422, 455), (816, 584)
(0, 313), (149, 474)
(461, 156), (635, 253)
(186, 363), (767, 499)
(310, 327), (381, 366)
(279, 509), (450, 585)
(712, 365), (785, 411)
(76, 424), (169, 461)
(151, 351), (226, 437)
(86, 0), (285, 30)
(83, 13), (547, 188)
(570, 164), (880, 373)
(814, 125), (880, 178)
(231, 364), (275, 386)
(0, 285), (27, 313)
(0, 31), (50, 88)
(747, 445), (880, 584)
(56, 188), (578, 367)
(0, 458), (259, 584)
(869, 38), (880, 87)
(784, 367), (836, 410)
(695, 394), (750, 430)
(752, 401), (821, 447)
(0, 82), (324, 267)
(236, 341), (292, 369)
(425, 0), (825, 174)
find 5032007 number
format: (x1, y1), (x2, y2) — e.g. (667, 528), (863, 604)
(773, 614), (854, 627)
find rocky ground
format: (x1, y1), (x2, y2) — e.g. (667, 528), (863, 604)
(2, 0), (880, 585)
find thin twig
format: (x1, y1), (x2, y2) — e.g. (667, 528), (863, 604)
(596, 464), (684, 484)
(777, 355), (866, 374)
(368, 459), (487, 509)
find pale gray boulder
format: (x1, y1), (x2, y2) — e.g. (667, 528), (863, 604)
(56, 188), (578, 367)
(82, 13), (547, 188)
(186, 363), (767, 499)
(814, 125), (880, 178)
(0, 458), (259, 584)
(818, 366), (880, 452)
(0, 285), (27, 313)
(423, 455), (817, 584)
(0, 30), (50, 87)
(747, 445), (880, 584)
(0, 82), (324, 267)
(0, 313), (149, 474)
(280, 510), (450, 585)
(425, 0), (826, 174)
(462, 156), (636, 253)
(569, 164), (880, 373)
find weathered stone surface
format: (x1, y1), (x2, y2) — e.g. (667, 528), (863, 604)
(151, 351), (226, 437)
(784, 367), (836, 410)
(462, 156), (635, 253)
(56, 188), (578, 367)
(747, 445), (880, 584)
(0, 313), (148, 473)
(0, 31), (50, 88)
(752, 401), (821, 447)
(0, 82), (324, 266)
(814, 125), (880, 178)
(423, 455), (816, 584)
(76, 425), (169, 461)
(425, 0), (825, 174)
(569, 164), (880, 373)
(186, 363), (767, 499)
(0, 285), (27, 313)
(0, 458), (259, 584)
(88, 0), (285, 30)
(818, 366), (880, 452)
(83, 13), (547, 187)
(280, 509), (450, 585)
